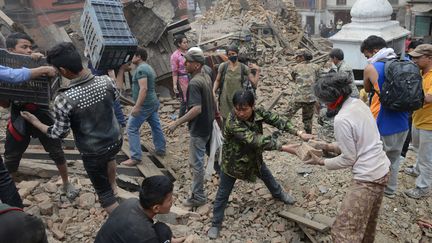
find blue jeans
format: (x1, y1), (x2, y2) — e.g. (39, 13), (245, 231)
(127, 102), (166, 161)
(189, 135), (210, 202)
(211, 163), (283, 227)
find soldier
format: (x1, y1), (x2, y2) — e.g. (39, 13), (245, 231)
(317, 48), (360, 144)
(286, 49), (320, 134)
(207, 90), (311, 239)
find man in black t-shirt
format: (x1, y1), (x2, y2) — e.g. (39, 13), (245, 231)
(168, 48), (215, 207)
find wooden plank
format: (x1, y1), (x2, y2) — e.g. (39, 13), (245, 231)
(140, 140), (178, 181)
(121, 141), (163, 178)
(278, 211), (329, 232)
(297, 223), (319, 243)
(117, 187), (138, 201)
(0, 138), (76, 148)
(17, 160), (87, 178)
(0, 148), (82, 161)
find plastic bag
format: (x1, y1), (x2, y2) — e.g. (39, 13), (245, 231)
(205, 120), (223, 180)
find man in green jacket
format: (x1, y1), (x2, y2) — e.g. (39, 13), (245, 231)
(208, 90), (309, 239)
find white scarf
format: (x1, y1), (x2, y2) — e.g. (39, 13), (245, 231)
(367, 48), (397, 64)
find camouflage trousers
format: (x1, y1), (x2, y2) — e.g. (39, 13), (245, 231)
(317, 107), (335, 143)
(332, 174), (389, 243)
(286, 101), (315, 134)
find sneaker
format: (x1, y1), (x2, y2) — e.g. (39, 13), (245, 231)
(279, 192), (296, 205)
(405, 187), (431, 199)
(182, 197), (206, 207)
(207, 226), (220, 239)
(383, 191), (396, 199)
(63, 183), (80, 200)
(404, 166), (419, 177)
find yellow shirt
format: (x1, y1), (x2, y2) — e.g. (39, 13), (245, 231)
(413, 70), (432, 130)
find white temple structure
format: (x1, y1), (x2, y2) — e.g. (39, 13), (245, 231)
(329, 0), (410, 72)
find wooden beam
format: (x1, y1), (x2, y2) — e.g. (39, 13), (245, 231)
(297, 223), (319, 243)
(121, 141), (164, 178)
(140, 140), (178, 181)
(278, 211), (329, 232)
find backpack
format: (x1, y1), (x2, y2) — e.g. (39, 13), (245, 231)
(378, 58), (424, 112)
(219, 62), (255, 96)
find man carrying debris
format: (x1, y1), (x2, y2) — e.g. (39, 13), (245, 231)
(404, 44), (432, 199)
(21, 42), (122, 214)
(362, 35), (409, 198)
(212, 44), (260, 124)
(306, 73), (390, 243)
(0, 65), (57, 208)
(168, 48), (215, 207)
(95, 175), (185, 243)
(121, 47), (166, 166)
(207, 90), (310, 239)
(3, 32), (79, 200)
(286, 49), (320, 134)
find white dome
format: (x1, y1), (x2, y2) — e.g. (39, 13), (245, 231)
(350, 0), (393, 23)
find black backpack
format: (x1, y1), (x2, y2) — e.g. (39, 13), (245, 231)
(378, 58), (424, 112)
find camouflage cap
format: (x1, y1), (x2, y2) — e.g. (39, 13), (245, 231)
(409, 44), (432, 57)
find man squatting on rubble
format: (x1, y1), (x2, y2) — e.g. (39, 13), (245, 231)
(207, 90), (312, 239)
(306, 73), (390, 243)
(21, 42), (122, 214)
(4, 32), (79, 199)
(95, 175), (185, 243)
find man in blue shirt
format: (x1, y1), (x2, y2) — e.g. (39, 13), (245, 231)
(0, 64), (57, 208)
(0, 65), (56, 84)
(362, 36), (409, 199)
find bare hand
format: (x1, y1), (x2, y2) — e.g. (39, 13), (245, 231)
(42, 66), (57, 77)
(167, 121), (178, 134)
(20, 111), (38, 123)
(173, 84), (179, 95)
(131, 106), (140, 117)
(304, 153), (324, 166)
(119, 63), (131, 72)
(31, 52), (44, 60)
(172, 236), (186, 243)
(107, 69), (116, 79)
(281, 144), (300, 155)
(299, 132), (315, 141)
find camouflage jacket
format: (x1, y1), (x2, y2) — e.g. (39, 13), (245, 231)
(221, 107), (296, 182)
(292, 61), (319, 103)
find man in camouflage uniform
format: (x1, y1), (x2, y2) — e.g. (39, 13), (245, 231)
(287, 49), (320, 134)
(207, 90), (306, 239)
(317, 48), (360, 143)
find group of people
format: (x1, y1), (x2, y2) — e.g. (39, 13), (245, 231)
(0, 28), (431, 243)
